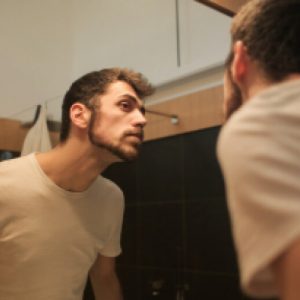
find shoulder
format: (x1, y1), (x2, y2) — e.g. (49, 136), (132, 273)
(217, 101), (269, 173)
(0, 155), (35, 195)
(218, 83), (300, 169)
(0, 154), (31, 173)
(99, 176), (123, 194)
(0, 153), (35, 176)
(93, 176), (124, 204)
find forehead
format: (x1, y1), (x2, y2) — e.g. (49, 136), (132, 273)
(102, 80), (141, 102)
(92, 80), (145, 110)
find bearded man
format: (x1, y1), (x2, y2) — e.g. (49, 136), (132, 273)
(0, 68), (154, 300)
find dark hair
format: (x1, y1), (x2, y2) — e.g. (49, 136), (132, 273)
(60, 68), (154, 142)
(229, 0), (300, 81)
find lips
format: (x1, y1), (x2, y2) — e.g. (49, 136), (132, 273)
(125, 132), (144, 142)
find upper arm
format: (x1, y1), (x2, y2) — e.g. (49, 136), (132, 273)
(89, 254), (123, 300)
(272, 238), (300, 300)
(90, 254), (117, 279)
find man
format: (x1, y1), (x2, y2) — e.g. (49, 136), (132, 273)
(0, 68), (154, 299)
(217, 0), (300, 299)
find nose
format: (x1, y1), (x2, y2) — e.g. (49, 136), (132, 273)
(134, 109), (147, 127)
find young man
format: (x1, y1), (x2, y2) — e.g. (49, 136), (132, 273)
(217, 1), (300, 299)
(0, 68), (154, 300)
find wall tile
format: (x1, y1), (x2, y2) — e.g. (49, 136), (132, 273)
(138, 203), (183, 268)
(137, 136), (183, 203)
(102, 126), (245, 299)
(185, 199), (238, 273)
(242, 294), (278, 300)
(183, 271), (243, 300)
(117, 266), (139, 300)
(118, 206), (138, 266)
(103, 161), (138, 204)
(183, 126), (225, 199)
(138, 267), (177, 300)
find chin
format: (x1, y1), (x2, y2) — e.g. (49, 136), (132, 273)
(105, 144), (138, 162)
(121, 151), (139, 162)
(119, 146), (140, 162)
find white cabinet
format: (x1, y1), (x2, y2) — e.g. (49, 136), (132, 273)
(176, 0), (231, 81)
(0, 0), (232, 121)
(71, 0), (178, 86)
(71, 0), (231, 87)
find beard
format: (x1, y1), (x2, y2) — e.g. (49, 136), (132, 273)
(224, 67), (243, 121)
(87, 111), (143, 162)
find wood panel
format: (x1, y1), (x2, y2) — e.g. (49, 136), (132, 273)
(195, 0), (249, 16)
(144, 85), (224, 141)
(0, 118), (59, 152)
(0, 85), (224, 151)
(0, 119), (28, 152)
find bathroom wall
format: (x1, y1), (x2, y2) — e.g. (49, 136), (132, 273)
(83, 126), (277, 300)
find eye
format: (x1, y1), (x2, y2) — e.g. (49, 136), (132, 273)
(119, 101), (133, 112)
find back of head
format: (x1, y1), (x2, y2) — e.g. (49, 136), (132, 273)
(231, 0), (300, 81)
(60, 68), (154, 142)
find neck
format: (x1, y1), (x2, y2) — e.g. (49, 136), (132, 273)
(36, 137), (119, 192)
(243, 69), (300, 103)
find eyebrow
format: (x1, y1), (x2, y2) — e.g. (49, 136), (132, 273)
(121, 94), (146, 115)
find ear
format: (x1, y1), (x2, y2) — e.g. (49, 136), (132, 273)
(69, 103), (91, 129)
(231, 41), (249, 86)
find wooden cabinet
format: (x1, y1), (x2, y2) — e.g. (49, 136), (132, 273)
(71, 0), (178, 87)
(0, 119), (28, 152)
(0, 118), (59, 152)
(177, 0), (231, 76)
(71, 0), (231, 87)
(195, 0), (250, 16)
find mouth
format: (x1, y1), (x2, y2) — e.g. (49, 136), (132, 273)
(125, 132), (144, 143)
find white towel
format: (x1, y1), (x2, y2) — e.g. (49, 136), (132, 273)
(21, 105), (52, 156)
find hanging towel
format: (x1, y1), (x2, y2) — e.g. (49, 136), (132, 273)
(21, 105), (52, 156)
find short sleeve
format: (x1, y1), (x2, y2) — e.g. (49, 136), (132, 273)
(217, 97), (300, 298)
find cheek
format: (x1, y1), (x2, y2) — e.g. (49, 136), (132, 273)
(223, 72), (243, 119)
(223, 74), (232, 115)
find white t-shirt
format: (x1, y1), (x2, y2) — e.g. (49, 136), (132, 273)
(0, 153), (124, 300)
(217, 79), (300, 298)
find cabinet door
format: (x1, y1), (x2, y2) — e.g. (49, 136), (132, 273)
(178, 0), (231, 74)
(71, 0), (177, 86)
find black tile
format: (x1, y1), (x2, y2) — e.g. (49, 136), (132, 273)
(117, 206), (138, 266)
(138, 267), (177, 300)
(185, 198), (238, 273)
(242, 294), (278, 300)
(137, 136), (183, 203)
(183, 126), (225, 199)
(183, 271), (243, 300)
(138, 203), (183, 268)
(117, 266), (139, 300)
(102, 161), (138, 204)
